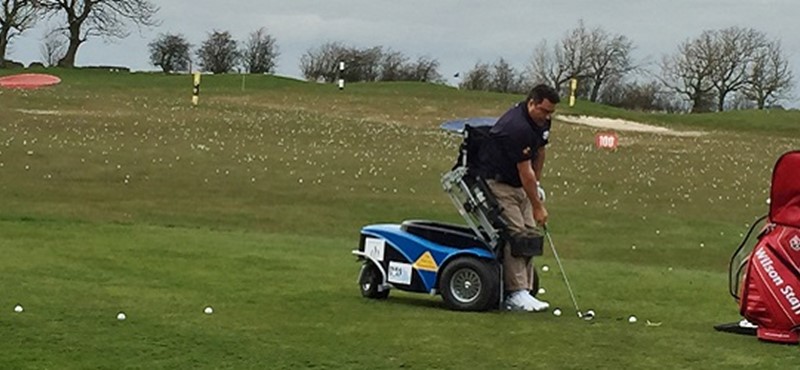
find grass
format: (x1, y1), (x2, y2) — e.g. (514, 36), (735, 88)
(1, 69), (800, 368)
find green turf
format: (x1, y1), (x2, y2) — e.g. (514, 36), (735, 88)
(1, 69), (799, 368)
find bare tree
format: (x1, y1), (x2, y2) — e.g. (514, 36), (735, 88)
(405, 55), (442, 82)
(0, 0), (38, 68)
(39, 27), (66, 67)
(379, 49), (409, 81)
(341, 46), (383, 82)
(586, 28), (635, 102)
(558, 20), (594, 93)
(37, 0), (159, 67)
(527, 40), (570, 93)
(742, 39), (794, 109)
(196, 30), (239, 74)
(490, 58), (523, 93)
(459, 61), (491, 91)
(660, 31), (717, 113)
(708, 27), (767, 112)
(661, 27), (792, 112)
(527, 21), (636, 99)
(148, 32), (191, 73)
(299, 41), (348, 82)
(241, 27), (279, 74)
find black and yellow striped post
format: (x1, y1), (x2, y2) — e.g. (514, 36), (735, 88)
(338, 61), (345, 90)
(569, 78), (577, 107)
(192, 72), (201, 106)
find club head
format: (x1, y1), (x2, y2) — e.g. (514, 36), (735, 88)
(577, 310), (595, 321)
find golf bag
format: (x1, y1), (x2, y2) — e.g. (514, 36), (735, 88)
(729, 150), (800, 344)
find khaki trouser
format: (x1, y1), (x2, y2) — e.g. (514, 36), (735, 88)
(487, 179), (537, 292)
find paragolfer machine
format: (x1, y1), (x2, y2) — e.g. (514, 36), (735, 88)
(717, 150), (800, 344)
(351, 118), (546, 312)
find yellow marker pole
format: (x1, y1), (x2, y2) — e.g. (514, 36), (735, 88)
(569, 78), (577, 107)
(192, 72), (201, 106)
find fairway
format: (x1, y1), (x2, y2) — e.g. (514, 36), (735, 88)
(1, 69), (799, 368)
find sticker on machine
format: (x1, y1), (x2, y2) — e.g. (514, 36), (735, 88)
(413, 251), (438, 272)
(364, 237), (385, 261)
(387, 261), (413, 285)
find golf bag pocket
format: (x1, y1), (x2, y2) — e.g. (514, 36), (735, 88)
(509, 230), (544, 258)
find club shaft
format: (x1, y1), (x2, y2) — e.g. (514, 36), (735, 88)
(545, 230), (581, 313)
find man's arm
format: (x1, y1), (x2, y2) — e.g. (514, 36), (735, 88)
(532, 147), (546, 181)
(517, 159), (548, 225)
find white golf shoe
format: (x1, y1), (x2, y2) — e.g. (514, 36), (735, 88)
(524, 291), (550, 311)
(505, 290), (548, 312)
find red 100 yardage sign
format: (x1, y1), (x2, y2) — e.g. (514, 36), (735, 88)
(595, 132), (619, 150)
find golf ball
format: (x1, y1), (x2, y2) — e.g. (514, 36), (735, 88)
(204, 306), (214, 315)
(582, 310), (595, 321)
(14, 304), (23, 313)
(542, 265), (549, 272)
(537, 288), (546, 295)
(628, 315), (638, 323)
(117, 312), (127, 321)
(553, 308), (562, 316)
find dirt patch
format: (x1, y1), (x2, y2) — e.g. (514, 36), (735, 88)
(556, 115), (705, 137)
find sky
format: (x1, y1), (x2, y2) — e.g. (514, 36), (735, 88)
(8, 0), (800, 107)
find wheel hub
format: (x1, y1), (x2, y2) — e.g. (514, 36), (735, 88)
(450, 268), (481, 303)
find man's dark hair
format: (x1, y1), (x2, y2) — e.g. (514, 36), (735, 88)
(526, 84), (560, 104)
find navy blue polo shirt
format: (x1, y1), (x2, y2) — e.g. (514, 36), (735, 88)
(479, 102), (551, 187)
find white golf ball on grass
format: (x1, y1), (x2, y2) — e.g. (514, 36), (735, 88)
(117, 312), (127, 321)
(628, 315), (638, 323)
(14, 304), (23, 313)
(204, 306), (214, 315)
(541, 265), (549, 272)
(552, 308), (561, 317)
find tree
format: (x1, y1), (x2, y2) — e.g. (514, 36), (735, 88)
(527, 21), (636, 99)
(708, 27), (767, 112)
(340, 46), (383, 82)
(459, 61), (491, 90)
(299, 41), (348, 82)
(148, 33), (191, 73)
(585, 29), (635, 102)
(660, 31), (717, 113)
(379, 49), (409, 81)
(241, 27), (279, 74)
(741, 39), (794, 109)
(601, 79), (683, 112)
(37, 0), (159, 67)
(527, 40), (570, 93)
(0, 0), (38, 68)
(196, 30), (239, 74)
(490, 58), (524, 93)
(39, 28), (66, 67)
(405, 56), (442, 83)
(660, 27), (792, 112)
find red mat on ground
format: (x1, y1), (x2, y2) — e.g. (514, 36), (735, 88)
(0, 73), (61, 89)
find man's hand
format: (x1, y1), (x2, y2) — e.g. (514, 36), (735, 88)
(533, 203), (548, 226)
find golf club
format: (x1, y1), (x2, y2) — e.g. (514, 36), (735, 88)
(543, 225), (590, 319)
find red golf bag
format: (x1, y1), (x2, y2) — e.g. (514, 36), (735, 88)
(729, 150), (800, 344)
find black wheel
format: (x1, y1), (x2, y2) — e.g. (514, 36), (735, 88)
(359, 262), (389, 299)
(439, 257), (499, 311)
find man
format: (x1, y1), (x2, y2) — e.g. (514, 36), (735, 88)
(480, 84), (560, 312)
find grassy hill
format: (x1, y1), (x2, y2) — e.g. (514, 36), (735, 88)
(1, 69), (799, 368)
